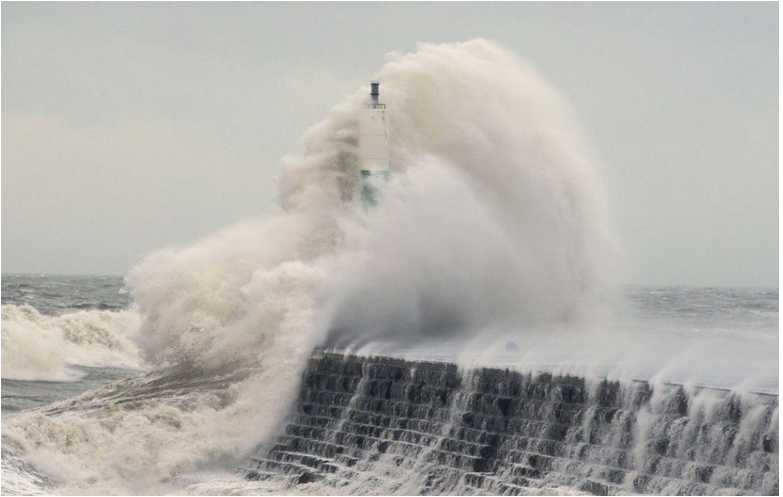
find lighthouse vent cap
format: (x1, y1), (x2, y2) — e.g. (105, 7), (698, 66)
(368, 82), (384, 109)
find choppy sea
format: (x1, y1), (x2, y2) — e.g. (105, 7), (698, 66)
(1, 274), (778, 495)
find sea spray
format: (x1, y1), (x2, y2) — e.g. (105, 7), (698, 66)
(1, 304), (142, 381)
(2, 39), (617, 494)
(323, 40), (617, 347)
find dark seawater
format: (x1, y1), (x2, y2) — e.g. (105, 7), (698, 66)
(625, 285), (778, 334)
(1, 366), (140, 413)
(2, 274), (131, 316)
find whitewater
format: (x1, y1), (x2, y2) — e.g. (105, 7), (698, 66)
(1, 40), (778, 495)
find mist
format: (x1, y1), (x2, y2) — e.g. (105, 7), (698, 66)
(2, 2), (777, 287)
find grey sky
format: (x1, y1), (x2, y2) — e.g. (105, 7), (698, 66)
(2, 2), (778, 286)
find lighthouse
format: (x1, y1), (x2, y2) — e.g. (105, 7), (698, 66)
(359, 82), (390, 206)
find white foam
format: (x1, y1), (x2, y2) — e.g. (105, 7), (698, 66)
(2, 39), (634, 494)
(1, 304), (143, 380)
(0, 449), (50, 496)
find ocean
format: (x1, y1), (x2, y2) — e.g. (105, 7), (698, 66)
(1, 275), (777, 495)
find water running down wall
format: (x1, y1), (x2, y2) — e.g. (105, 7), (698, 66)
(241, 353), (778, 495)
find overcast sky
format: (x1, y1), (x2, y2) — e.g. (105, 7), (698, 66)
(2, 2), (778, 287)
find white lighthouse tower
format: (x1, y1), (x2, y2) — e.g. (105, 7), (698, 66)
(359, 82), (390, 206)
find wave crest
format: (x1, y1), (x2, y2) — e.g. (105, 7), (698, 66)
(1, 304), (142, 380)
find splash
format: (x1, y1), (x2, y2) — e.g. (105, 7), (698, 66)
(241, 354), (779, 496)
(2, 39), (617, 494)
(321, 39), (617, 346)
(1, 304), (142, 380)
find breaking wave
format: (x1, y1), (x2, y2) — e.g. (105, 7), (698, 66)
(1, 304), (142, 381)
(2, 39), (619, 494)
